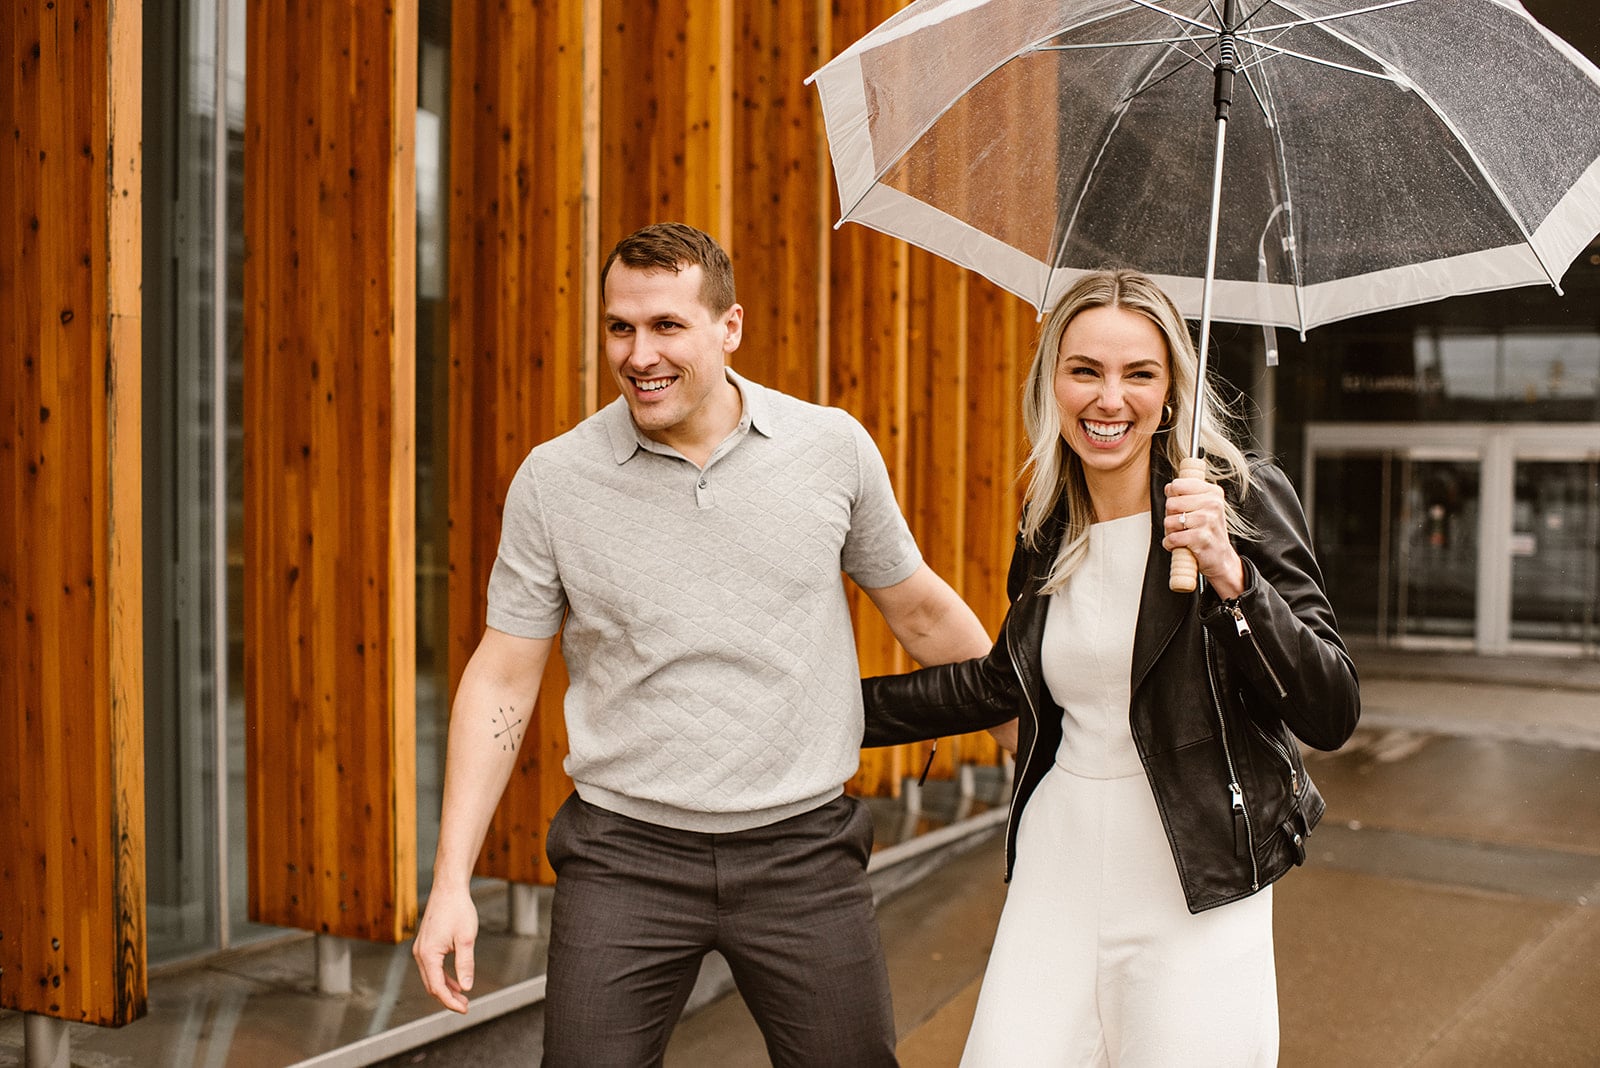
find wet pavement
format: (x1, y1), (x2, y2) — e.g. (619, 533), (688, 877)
(4, 648), (1596, 1066)
(657, 645), (1600, 1068)
(660, 724), (1600, 1067)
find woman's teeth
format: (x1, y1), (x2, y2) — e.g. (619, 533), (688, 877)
(1082, 420), (1130, 443)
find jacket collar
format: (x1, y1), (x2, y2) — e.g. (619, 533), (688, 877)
(1131, 452), (1190, 690)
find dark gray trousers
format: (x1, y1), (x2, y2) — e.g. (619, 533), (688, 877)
(540, 792), (898, 1067)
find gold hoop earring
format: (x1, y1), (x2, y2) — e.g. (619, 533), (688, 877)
(1159, 403), (1175, 431)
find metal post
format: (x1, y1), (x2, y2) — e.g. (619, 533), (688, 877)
(900, 776), (923, 815)
(1170, 0), (1242, 593)
(23, 1015), (70, 1068)
(1189, 0), (1241, 460)
(315, 933), (353, 995)
(508, 882), (542, 937)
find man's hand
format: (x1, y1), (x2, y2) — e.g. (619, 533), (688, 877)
(413, 628), (554, 1012)
(412, 885), (480, 1013)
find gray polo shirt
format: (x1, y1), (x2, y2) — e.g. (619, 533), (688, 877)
(486, 370), (922, 832)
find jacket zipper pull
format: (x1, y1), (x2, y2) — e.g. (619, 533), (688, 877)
(1230, 782), (1248, 858)
(1225, 600), (1290, 699)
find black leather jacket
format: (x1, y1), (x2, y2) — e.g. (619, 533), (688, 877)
(864, 456), (1360, 913)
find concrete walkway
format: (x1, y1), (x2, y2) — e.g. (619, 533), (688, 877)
(663, 648), (1600, 1066)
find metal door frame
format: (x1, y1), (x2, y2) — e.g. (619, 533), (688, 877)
(1305, 422), (1600, 655)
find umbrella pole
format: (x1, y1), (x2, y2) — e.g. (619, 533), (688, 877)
(1171, 0), (1239, 594)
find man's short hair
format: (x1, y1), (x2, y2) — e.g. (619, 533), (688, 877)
(601, 222), (736, 314)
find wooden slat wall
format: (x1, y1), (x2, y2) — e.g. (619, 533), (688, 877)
(242, 0), (419, 942)
(446, 0), (1034, 878)
(599, 0), (732, 255)
(729, 0), (827, 400)
(448, 0), (594, 887)
(0, 0), (147, 1025)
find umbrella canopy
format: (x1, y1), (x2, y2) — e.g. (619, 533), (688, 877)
(808, 0), (1600, 333)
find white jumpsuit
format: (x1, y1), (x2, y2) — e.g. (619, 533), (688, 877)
(961, 513), (1279, 1067)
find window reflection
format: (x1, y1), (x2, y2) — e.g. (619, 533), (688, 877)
(1424, 330), (1600, 405)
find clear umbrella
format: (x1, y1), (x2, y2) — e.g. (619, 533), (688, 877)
(809, 0), (1600, 588)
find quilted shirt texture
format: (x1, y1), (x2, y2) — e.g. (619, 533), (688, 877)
(487, 371), (922, 832)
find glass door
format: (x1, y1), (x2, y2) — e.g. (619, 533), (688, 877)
(1311, 455), (1389, 637)
(1311, 449), (1481, 645)
(1510, 458), (1600, 649)
(1393, 457), (1481, 641)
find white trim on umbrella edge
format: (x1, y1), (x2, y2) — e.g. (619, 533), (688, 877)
(840, 167), (1600, 334)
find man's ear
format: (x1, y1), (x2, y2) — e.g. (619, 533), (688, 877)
(722, 303), (744, 353)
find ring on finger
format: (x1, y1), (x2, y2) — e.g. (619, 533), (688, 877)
(1179, 511), (1189, 530)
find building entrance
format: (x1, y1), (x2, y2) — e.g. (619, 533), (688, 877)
(1306, 424), (1600, 656)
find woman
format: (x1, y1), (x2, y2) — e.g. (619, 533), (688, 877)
(864, 269), (1359, 1066)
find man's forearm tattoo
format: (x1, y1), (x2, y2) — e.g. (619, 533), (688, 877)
(492, 706), (525, 752)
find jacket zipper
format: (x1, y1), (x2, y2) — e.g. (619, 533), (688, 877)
(1221, 600), (1288, 699)
(1250, 718), (1302, 798)
(1204, 628), (1259, 890)
(1003, 614), (1042, 879)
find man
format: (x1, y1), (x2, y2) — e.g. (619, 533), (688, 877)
(412, 222), (991, 1065)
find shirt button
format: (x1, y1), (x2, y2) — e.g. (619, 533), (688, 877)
(698, 478), (707, 488)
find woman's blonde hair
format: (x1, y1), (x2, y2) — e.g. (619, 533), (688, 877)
(1020, 269), (1254, 593)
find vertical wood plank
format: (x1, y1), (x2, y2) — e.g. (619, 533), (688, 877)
(0, 0), (147, 1025)
(905, 254), (972, 780)
(827, 0), (922, 799)
(961, 278), (1034, 768)
(448, 0), (595, 886)
(729, 0), (825, 400)
(243, 0), (418, 942)
(599, 0), (733, 246)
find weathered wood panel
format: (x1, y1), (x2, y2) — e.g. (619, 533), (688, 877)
(728, 0), (827, 400)
(449, 0), (595, 887)
(905, 254), (971, 780)
(594, 0), (734, 412)
(825, 0), (923, 799)
(960, 278), (1035, 769)
(0, 0), (147, 1025)
(599, 0), (732, 250)
(243, 0), (418, 941)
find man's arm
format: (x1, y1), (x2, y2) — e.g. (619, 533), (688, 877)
(413, 627), (554, 1013)
(863, 563), (1017, 752)
(862, 563), (991, 666)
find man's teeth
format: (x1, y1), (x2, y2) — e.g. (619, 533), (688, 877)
(637, 378), (673, 392)
(1083, 421), (1130, 442)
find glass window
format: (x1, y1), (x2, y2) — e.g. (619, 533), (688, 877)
(142, 0), (269, 964)
(416, 0), (452, 895)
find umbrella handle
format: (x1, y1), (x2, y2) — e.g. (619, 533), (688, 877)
(1168, 456), (1208, 593)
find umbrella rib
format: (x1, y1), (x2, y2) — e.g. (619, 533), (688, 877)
(1230, 1), (1423, 83)
(1236, 41), (1312, 336)
(1270, 0), (1566, 290)
(1124, 0), (1217, 35)
(1048, 20), (1203, 304)
(1235, 38), (1396, 82)
(1042, 39), (1217, 102)
(1243, 0), (1422, 37)
(1044, 35), (1214, 54)
(831, 8), (1175, 229)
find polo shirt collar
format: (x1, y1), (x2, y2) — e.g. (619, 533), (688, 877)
(605, 368), (774, 465)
